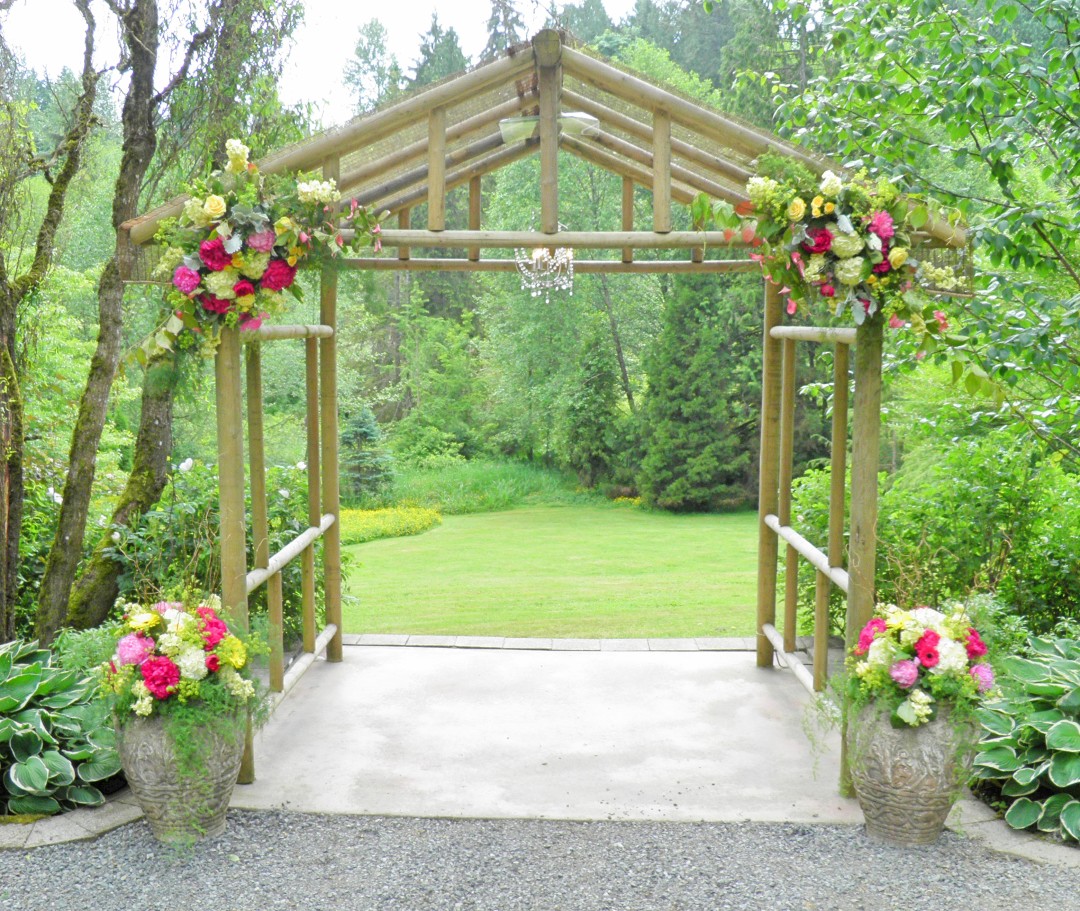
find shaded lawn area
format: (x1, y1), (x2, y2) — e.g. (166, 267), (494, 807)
(342, 505), (759, 639)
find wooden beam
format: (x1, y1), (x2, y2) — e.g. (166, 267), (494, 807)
(559, 134), (697, 205)
(536, 31), (562, 234)
(653, 110), (672, 233)
(338, 96), (535, 192)
(345, 257), (758, 273)
(778, 337), (797, 653)
(123, 50), (535, 244)
(368, 228), (744, 249)
(428, 107), (447, 231)
(302, 338), (320, 655)
(621, 177), (634, 263)
(376, 140), (537, 214)
(468, 176), (482, 261)
(562, 89), (753, 188)
(398, 208), (411, 261)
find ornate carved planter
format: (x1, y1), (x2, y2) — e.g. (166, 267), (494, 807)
(116, 714), (244, 844)
(847, 705), (975, 846)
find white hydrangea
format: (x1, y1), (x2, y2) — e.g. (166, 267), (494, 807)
(176, 647), (209, 681)
(819, 170), (843, 197)
(829, 230), (865, 259)
(157, 632), (184, 657)
(866, 636), (895, 670)
(834, 256), (866, 286)
(931, 636), (969, 675)
(747, 175), (779, 209)
(297, 179), (342, 205)
(225, 138), (250, 175)
(803, 254), (827, 282)
(205, 269), (238, 299)
(183, 196), (214, 228)
(911, 606), (947, 630)
(240, 252), (271, 280)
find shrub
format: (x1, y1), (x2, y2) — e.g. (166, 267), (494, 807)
(0, 639), (120, 817)
(340, 406), (394, 504)
(972, 635), (1080, 842)
(338, 507), (441, 546)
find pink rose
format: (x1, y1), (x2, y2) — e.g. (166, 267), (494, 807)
(820, 283), (836, 298)
(240, 311), (267, 331)
(889, 659), (919, 689)
(172, 265), (201, 295)
(802, 227), (833, 254)
(199, 294), (233, 314)
(872, 258), (891, 274)
(233, 279), (256, 298)
(970, 663), (995, 693)
(868, 210), (895, 240)
(965, 627), (988, 659)
(141, 656), (180, 700)
(116, 632), (155, 666)
(196, 605), (228, 649)
(260, 258), (297, 292)
(246, 230), (277, 252)
(206, 654), (221, 672)
(854, 617), (887, 656)
(199, 238), (233, 271)
(933, 310), (949, 332)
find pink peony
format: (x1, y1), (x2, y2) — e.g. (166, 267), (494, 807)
(889, 659), (919, 689)
(966, 627), (988, 659)
(260, 258), (297, 291)
(233, 279), (256, 298)
(802, 227), (833, 254)
(872, 259), (891, 274)
(820, 284), (836, 298)
(246, 230), (277, 252)
(172, 266), (202, 295)
(116, 632), (155, 666)
(970, 663), (995, 693)
(868, 210), (895, 240)
(199, 294), (233, 314)
(199, 238), (233, 271)
(854, 617), (887, 656)
(197, 606), (228, 649)
(240, 311), (267, 331)
(141, 656), (180, 699)
(205, 654), (221, 673)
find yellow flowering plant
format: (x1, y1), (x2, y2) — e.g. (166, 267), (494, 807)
(149, 138), (384, 358)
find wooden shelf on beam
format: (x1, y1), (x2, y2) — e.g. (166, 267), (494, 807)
(361, 229), (745, 249)
(344, 257), (759, 274)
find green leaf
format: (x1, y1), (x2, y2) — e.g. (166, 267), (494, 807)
(10, 728), (43, 763)
(40, 750), (75, 786)
(1048, 752), (1080, 788)
(1001, 657), (1051, 684)
(8, 755), (49, 794)
(975, 709), (1015, 737)
(1038, 793), (1073, 833)
(0, 650), (12, 682)
(56, 784), (104, 808)
(1060, 801), (1080, 841)
(1002, 777), (1040, 797)
(908, 205), (929, 229)
(0, 665), (44, 713)
(1004, 797), (1041, 830)
(1058, 689), (1080, 715)
(976, 745), (1021, 772)
(1013, 766), (1040, 786)
(7, 795), (60, 816)
(76, 750), (121, 783)
(1046, 720), (1080, 752)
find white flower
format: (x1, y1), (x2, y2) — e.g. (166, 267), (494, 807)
(296, 461), (307, 471)
(834, 256), (866, 286)
(931, 637), (969, 675)
(819, 170), (843, 197)
(911, 607), (947, 631)
(828, 229), (864, 259)
(179, 457), (194, 473)
(111, 531), (121, 543)
(866, 636), (895, 670)
(278, 488), (290, 499)
(296, 179), (341, 206)
(157, 632), (184, 656)
(803, 254), (827, 282)
(176, 647), (209, 681)
(132, 681), (154, 717)
(225, 138), (250, 175)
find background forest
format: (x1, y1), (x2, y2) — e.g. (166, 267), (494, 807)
(1, 0), (1079, 646)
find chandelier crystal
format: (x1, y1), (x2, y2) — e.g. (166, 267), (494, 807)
(514, 233), (574, 303)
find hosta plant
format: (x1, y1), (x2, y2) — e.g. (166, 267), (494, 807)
(0, 639), (120, 816)
(972, 636), (1080, 842)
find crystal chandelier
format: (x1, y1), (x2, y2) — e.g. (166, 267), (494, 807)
(515, 232), (574, 303)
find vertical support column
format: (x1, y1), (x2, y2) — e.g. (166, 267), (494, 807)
(246, 344), (284, 692)
(847, 317), (883, 649)
(301, 338), (319, 654)
(534, 30), (562, 235)
(215, 325), (253, 783)
(428, 108), (446, 232)
(756, 281), (784, 667)
(398, 209), (411, 261)
(652, 109), (672, 234)
(814, 341), (849, 691)
(468, 176), (482, 262)
(321, 155), (344, 663)
(778, 338), (798, 653)
(621, 177), (634, 263)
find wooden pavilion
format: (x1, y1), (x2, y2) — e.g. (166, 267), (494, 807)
(122, 30), (965, 777)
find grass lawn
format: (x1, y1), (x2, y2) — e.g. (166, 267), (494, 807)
(342, 504), (760, 638)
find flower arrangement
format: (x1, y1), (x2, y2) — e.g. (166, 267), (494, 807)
(152, 138), (383, 355)
(695, 155), (962, 336)
(102, 595), (260, 719)
(849, 603), (995, 728)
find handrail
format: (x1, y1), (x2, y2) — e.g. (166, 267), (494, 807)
(246, 514), (336, 595)
(764, 514), (849, 593)
(770, 326), (857, 346)
(761, 624), (815, 696)
(242, 324), (334, 342)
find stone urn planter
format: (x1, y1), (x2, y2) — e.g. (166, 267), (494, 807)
(847, 704), (975, 846)
(116, 713), (245, 845)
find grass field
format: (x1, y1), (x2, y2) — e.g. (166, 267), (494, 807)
(342, 504), (760, 638)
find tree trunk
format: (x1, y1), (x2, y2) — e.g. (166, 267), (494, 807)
(0, 345), (21, 643)
(36, 0), (160, 643)
(67, 356), (178, 628)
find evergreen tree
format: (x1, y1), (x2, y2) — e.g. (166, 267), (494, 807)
(556, 0), (614, 43)
(638, 274), (760, 512)
(560, 318), (619, 488)
(411, 14), (469, 88)
(480, 0), (527, 63)
(344, 20), (406, 114)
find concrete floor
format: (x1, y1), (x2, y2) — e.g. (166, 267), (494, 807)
(232, 645), (862, 825)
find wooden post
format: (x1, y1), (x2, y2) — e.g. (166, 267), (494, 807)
(427, 107), (446, 232)
(302, 338), (319, 654)
(398, 209), (411, 262)
(652, 109), (672, 234)
(468, 176), (481, 261)
(847, 317), (883, 650)
(321, 156), (344, 662)
(778, 338), (798, 654)
(756, 281), (784, 667)
(215, 325), (254, 783)
(535, 30), (562, 234)
(621, 177), (634, 263)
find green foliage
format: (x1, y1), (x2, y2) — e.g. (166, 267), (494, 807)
(973, 636), (1080, 842)
(338, 506), (441, 546)
(410, 14), (469, 87)
(341, 406), (395, 504)
(638, 274), (760, 511)
(0, 639), (119, 817)
(559, 318), (620, 487)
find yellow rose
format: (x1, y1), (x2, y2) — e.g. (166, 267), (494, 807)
(203, 195), (227, 220)
(824, 202), (836, 214)
(787, 197), (806, 222)
(888, 247), (909, 269)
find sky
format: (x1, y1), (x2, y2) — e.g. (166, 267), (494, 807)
(1, 0), (638, 126)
